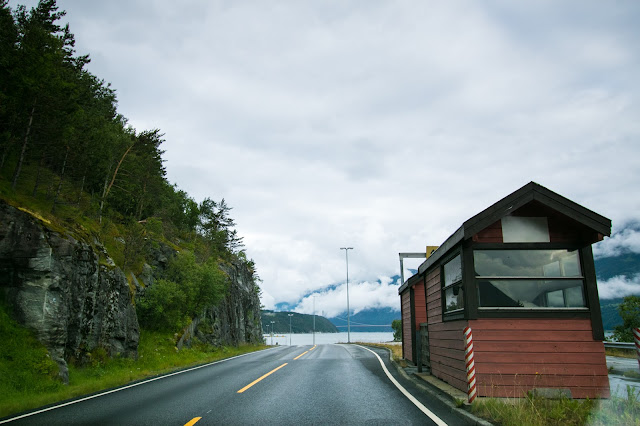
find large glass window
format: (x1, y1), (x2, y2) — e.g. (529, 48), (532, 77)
(474, 249), (586, 308)
(443, 254), (464, 312)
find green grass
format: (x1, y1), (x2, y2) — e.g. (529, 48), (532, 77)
(356, 342), (408, 367)
(606, 347), (637, 359)
(0, 313), (266, 419)
(471, 394), (596, 425)
(471, 387), (640, 426)
(0, 300), (63, 417)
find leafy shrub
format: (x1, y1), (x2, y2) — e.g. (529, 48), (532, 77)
(392, 319), (402, 341)
(136, 250), (227, 331)
(145, 217), (164, 237)
(137, 278), (189, 331)
(612, 295), (640, 342)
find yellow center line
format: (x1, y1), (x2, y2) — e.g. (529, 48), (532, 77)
(294, 345), (317, 360)
(293, 351), (309, 360)
(184, 417), (201, 426)
(237, 363), (288, 393)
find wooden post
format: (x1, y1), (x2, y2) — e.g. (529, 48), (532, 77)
(463, 326), (477, 403)
(416, 329), (422, 373)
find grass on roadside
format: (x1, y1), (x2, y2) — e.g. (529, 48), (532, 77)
(0, 324), (266, 419)
(606, 347), (637, 359)
(471, 386), (640, 426)
(355, 342), (407, 367)
(471, 394), (596, 426)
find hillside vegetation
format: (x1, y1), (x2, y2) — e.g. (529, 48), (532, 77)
(0, 1), (265, 417)
(0, 0), (259, 330)
(261, 310), (338, 334)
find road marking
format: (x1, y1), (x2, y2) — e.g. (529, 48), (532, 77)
(356, 345), (449, 426)
(293, 345), (316, 360)
(294, 350), (309, 360)
(184, 417), (201, 426)
(237, 363), (288, 393)
(0, 349), (275, 425)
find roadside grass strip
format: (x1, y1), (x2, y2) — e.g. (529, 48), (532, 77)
(356, 345), (449, 426)
(237, 363), (288, 393)
(0, 351), (262, 425)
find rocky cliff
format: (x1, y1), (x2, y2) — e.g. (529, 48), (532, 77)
(0, 201), (138, 383)
(0, 201), (263, 382)
(175, 260), (263, 349)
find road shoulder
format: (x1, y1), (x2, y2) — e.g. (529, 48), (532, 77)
(356, 344), (492, 426)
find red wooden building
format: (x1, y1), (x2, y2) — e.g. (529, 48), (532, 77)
(398, 182), (611, 398)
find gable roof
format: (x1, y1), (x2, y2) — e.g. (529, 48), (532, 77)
(416, 181), (611, 276)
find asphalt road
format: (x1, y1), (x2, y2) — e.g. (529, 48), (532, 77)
(2, 344), (471, 426)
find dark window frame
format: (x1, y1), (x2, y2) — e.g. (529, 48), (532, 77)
(466, 242), (603, 339)
(441, 251), (464, 320)
(474, 247), (587, 309)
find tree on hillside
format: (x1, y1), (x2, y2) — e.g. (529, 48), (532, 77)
(0, 1), (262, 339)
(198, 198), (244, 258)
(612, 295), (640, 342)
(136, 251), (227, 331)
(0, 1), (18, 169)
(392, 319), (402, 342)
(9, 0), (86, 190)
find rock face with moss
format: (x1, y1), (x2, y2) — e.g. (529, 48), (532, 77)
(174, 258), (263, 349)
(206, 260), (263, 345)
(0, 201), (139, 383)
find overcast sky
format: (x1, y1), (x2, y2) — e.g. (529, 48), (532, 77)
(10, 1), (640, 315)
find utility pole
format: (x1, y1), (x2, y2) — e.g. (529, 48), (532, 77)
(288, 313), (293, 345)
(340, 247), (353, 343)
(270, 321), (275, 346)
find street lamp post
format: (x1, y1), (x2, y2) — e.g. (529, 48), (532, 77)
(340, 247), (353, 343)
(265, 324), (270, 344)
(288, 313), (293, 345)
(270, 321), (275, 346)
(312, 296), (316, 345)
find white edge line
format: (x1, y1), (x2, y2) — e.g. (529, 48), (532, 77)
(1, 348), (276, 424)
(356, 345), (449, 426)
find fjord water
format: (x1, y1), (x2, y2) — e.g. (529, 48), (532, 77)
(264, 332), (395, 346)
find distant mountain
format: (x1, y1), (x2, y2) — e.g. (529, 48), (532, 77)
(600, 297), (624, 332)
(595, 253), (640, 280)
(595, 252), (640, 331)
(261, 310), (338, 333)
(267, 252), (640, 334)
(319, 254), (638, 333)
(329, 307), (400, 332)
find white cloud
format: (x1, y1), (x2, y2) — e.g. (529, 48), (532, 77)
(9, 0), (640, 311)
(598, 274), (640, 300)
(292, 277), (401, 318)
(594, 226), (640, 258)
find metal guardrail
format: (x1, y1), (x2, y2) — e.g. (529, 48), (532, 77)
(604, 342), (635, 350)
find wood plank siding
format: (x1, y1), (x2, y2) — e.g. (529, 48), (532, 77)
(401, 291), (412, 362)
(413, 278), (427, 328)
(469, 318), (610, 398)
(401, 277), (426, 364)
(425, 268), (470, 390)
